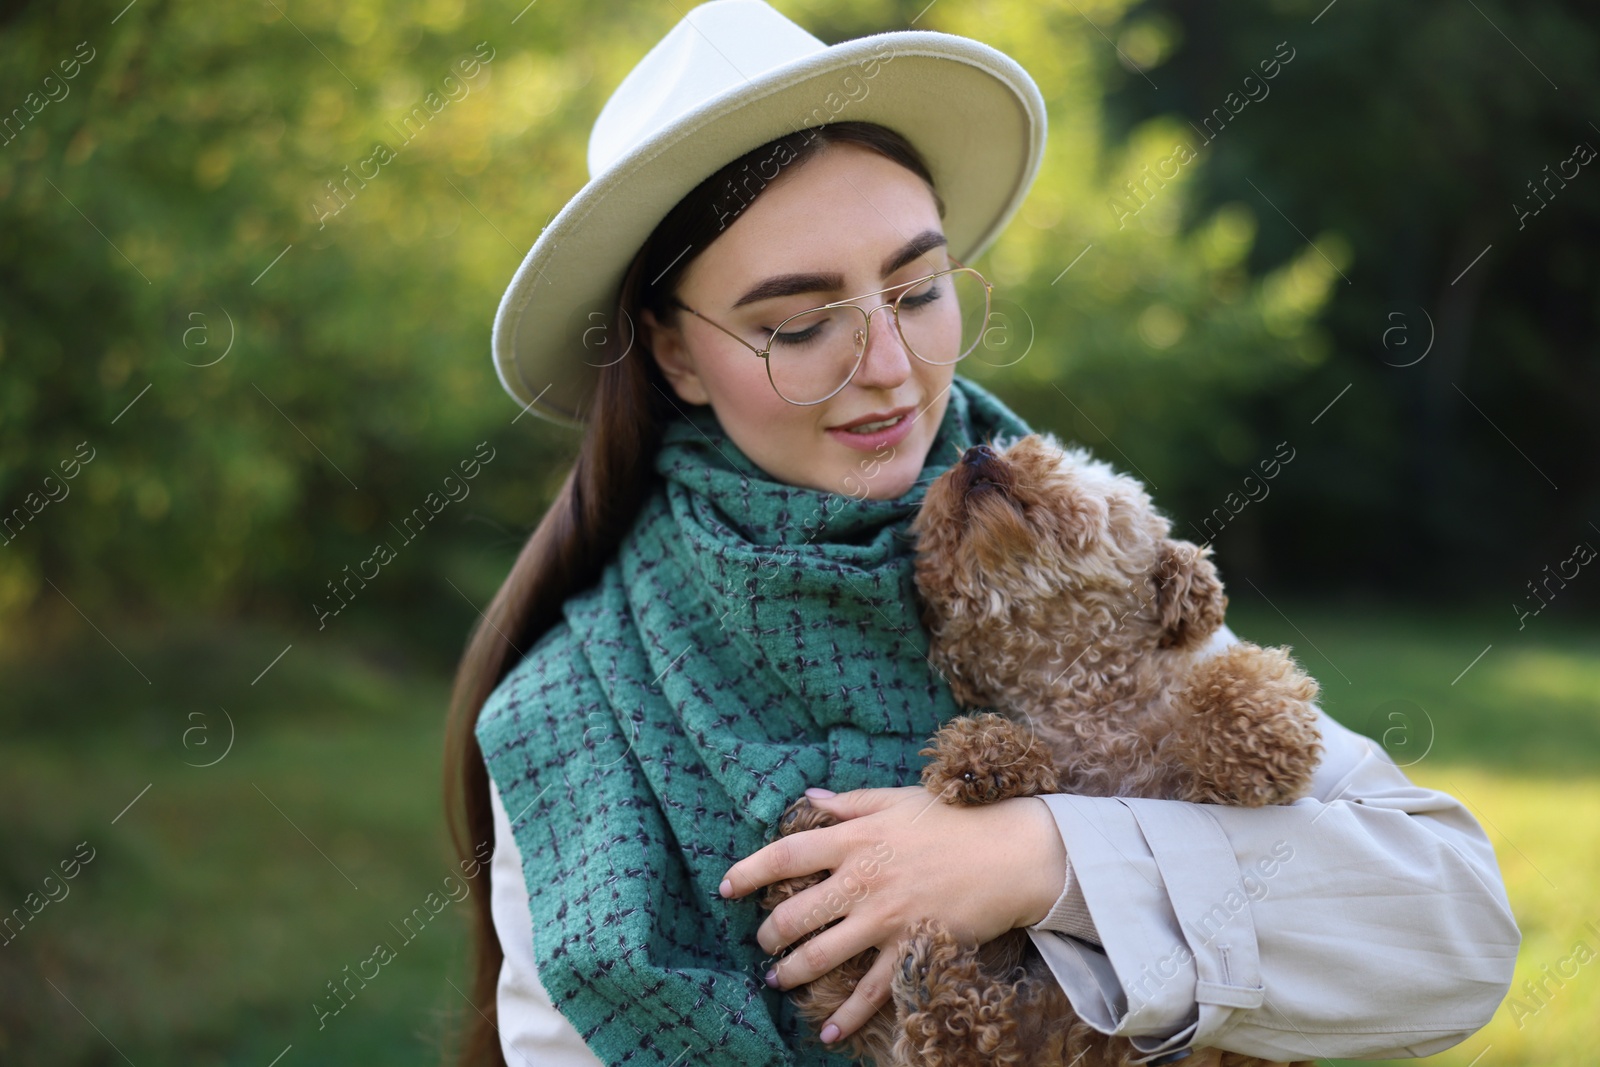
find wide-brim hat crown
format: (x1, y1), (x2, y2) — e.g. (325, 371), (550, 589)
(492, 0), (1048, 427)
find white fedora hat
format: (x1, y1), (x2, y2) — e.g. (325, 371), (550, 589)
(491, 0), (1048, 427)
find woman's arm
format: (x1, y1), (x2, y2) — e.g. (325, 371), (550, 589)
(1022, 624), (1521, 1059)
(724, 623), (1521, 1056)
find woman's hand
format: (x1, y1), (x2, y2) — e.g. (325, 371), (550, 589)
(717, 785), (1067, 1046)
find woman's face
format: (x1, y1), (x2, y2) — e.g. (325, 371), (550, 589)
(643, 142), (956, 500)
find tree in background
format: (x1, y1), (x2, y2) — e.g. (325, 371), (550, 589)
(1095, 0), (1599, 598)
(1, 0), (1507, 659)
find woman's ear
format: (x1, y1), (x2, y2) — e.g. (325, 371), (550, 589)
(641, 305), (710, 405)
(1152, 539), (1227, 650)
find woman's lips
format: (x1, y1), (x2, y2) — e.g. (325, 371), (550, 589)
(825, 409), (916, 452)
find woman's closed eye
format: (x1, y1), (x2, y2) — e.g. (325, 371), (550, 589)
(895, 278), (945, 311)
(771, 320), (827, 345)
(768, 308), (851, 347)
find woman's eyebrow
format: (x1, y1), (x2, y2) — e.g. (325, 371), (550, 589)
(882, 228), (949, 276)
(729, 271), (840, 310)
(729, 229), (949, 309)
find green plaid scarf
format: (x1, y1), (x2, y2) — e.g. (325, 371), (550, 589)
(475, 375), (1033, 1065)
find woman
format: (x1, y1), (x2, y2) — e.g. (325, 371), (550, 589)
(444, 4), (1520, 1066)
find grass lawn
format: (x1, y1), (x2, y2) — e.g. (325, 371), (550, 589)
(1, 622), (472, 1066)
(1, 598), (1595, 1065)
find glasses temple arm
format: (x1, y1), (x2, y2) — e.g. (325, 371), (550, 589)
(668, 297), (769, 357)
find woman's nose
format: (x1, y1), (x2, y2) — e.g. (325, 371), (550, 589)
(851, 304), (913, 388)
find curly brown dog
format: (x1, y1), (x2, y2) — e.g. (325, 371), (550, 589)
(760, 432), (1323, 1067)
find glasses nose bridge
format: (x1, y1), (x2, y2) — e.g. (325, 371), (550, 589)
(846, 297), (901, 347)
(847, 297), (915, 389)
(836, 294), (896, 322)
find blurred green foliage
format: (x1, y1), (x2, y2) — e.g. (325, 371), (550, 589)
(1095, 0), (1600, 593)
(1, 0), (1593, 650)
(0, 0), (1374, 653)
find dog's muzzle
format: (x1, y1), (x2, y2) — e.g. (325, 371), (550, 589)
(962, 443), (997, 467)
(956, 443), (1013, 498)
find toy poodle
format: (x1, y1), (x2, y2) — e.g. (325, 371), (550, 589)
(759, 432), (1323, 1067)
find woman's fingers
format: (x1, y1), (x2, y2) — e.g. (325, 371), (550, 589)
(720, 825), (839, 900)
(756, 866), (869, 955)
(815, 942), (901, 1045)
(721, 787), (920, 899)
(805, 785), (922, 822)
(766, 910), (878, 991)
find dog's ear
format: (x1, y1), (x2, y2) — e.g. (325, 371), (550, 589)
(1152, 539), (1227, 650)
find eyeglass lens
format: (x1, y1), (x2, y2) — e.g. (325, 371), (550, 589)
(764, 267), (991, 404)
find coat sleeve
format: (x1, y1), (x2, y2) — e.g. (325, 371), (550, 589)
(1021, 624), (1521, 1062)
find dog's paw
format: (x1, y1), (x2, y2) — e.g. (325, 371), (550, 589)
(899, 941), (934, 1005)
(891, 918), (965, 1016)
(776, 795), (840, 836)
(757, 797), (842, 911)
(920, 713), (1060, 805)
(891, 919), (1026, 1066)
(1172, 643), (1324, 808)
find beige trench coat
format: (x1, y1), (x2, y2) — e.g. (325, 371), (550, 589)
(1023, 624), (1520, 1061)
(488, 624), (1521, 1064)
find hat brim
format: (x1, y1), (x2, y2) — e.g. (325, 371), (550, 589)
(492, 29), (1048, 428)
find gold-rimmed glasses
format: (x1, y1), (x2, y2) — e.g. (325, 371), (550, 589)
(669, 256), (993, 406)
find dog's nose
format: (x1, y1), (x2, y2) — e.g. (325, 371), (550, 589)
(962, 444), (997, 467)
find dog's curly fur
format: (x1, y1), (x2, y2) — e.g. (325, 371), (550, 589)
(759, 433), (1323, 1067)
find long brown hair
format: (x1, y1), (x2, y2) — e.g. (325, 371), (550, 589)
(442, 120), (943, 1067)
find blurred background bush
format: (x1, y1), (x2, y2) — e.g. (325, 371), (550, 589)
(1, 0), (1595, 1064)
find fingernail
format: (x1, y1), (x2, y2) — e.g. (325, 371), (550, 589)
(805, 787), (836, 798)
(719, 878), (732, 898)
(764, 968), (778, 987)
(820, 1023), (840, 1043)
